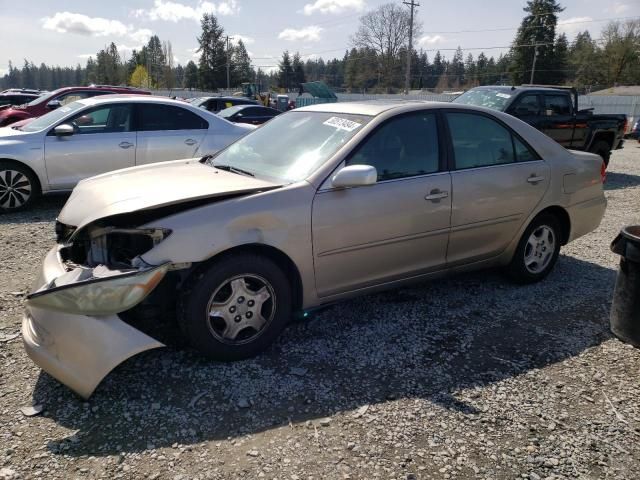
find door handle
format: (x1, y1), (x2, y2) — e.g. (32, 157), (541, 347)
(118, 141), (134, 149)
(184, 139), (198, 146)
(527, 175), (545, 184)
(425, 189), (449, 201)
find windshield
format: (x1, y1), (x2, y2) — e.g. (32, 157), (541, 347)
(19, 101), (85, 132)
(452, 88), (514, 111)
(26, 89), (62, 107)
(218, 105), (244, 118)
(207, 111), (372, 182)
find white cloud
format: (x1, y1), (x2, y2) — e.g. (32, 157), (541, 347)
(417, 35), (445, 47)
(77, 53), (94, 59)
(231, 34), (254, 46)
(142, 0), (239, 22)
(558, 17), (593, 38)
(43, 12), (154, 46)
(129, 28), (153, 44)
(278, 26), (323, 42)
(606, 2), (630, 14)
(303, 0), (365, 15)
(42, 12), (129, 37)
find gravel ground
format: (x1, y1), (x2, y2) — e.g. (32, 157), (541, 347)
(1, 146), (640, 480)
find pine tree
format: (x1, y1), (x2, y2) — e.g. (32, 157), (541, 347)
(278, 51), (293, 90)
(130, 65), (150, 88)
(197, 13), (227, 90)
(509, 0), (564, 84)
(292, 52), (306, 86)
(231, 40), (254, 85)
(184, 61), (199, 89)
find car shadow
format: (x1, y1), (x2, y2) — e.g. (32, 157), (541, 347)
(605, 171), (640, 191)
(0, 194), (68, 225)
(32, 253), (618, 457)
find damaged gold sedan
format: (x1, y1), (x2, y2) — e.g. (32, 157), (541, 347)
(23, 101), (607, 398)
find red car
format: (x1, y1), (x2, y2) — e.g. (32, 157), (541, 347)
(0, 85), (150, 127)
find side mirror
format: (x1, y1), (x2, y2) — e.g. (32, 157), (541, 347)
(47, 100), (62, 110)
(331, 165), (377, 188)
(54, 124), (75, 137)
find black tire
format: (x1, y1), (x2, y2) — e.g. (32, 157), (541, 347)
(0, 161), (40, 213)
(178, 254), (292, 361)
(589, 140), (611, 168)
(506, 213), (562, 284)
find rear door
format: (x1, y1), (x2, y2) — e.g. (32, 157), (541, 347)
(445, 110), (550, 265)
(541, 93), (575, 148)
(44, 103), (135, 188)
(134, 103), (209, 165)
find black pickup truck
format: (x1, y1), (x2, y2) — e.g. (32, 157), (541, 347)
(453, 85), (626, 167)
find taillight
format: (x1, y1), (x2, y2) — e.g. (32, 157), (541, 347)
(623, 118), (628, 133)
(601, 161), (607, 183)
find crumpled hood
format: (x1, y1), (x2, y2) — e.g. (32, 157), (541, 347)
(58, 158), (280, 229)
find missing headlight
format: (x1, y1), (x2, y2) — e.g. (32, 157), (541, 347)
(61, 227), (171, 269)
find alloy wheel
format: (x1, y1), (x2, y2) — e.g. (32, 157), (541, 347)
(206, 274), (276, 345)
(0, 169), (32, 210)
(524, 225), (556, 274)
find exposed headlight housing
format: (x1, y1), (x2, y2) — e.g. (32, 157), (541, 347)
(26, 263), (170, 316)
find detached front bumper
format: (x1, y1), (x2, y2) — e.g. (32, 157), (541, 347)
(22, 246), (165, 399)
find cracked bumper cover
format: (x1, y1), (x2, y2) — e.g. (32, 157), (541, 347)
(22, 246), (166, 399)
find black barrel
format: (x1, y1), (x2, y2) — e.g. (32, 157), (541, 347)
(610, 225), (640, 347)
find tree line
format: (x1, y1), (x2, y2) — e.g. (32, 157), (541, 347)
(1, 0), (638, 93)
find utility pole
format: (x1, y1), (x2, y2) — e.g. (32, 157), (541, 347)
(530, 43), (540, 84)
(225, 35), (234, 91)
(403, 0), (419, 95)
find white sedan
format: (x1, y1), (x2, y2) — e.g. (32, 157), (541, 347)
(0, 95), (254, 211)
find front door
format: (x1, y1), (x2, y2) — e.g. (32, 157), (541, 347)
(312, 111), (451, 297)
(135, 103), (208, 165)
(444, 111), (550, 265)
(44, 103), (135, 189)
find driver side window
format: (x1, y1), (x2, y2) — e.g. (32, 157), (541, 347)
(347, 112), (440, 181)
(67, 104), (132, 134)
(511, 94), (541, 115)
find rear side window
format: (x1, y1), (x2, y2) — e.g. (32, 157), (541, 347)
(137, 104), (208, 131)
(347, 112), (440, 181)
(544, 95), (571, 116)
(447, 112), (539, 169)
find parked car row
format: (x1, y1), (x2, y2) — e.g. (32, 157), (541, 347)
(0, 88), (46, 108)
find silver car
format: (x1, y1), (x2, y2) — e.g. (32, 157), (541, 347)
(23, 101), (607, 398)
(0, 95), (253, 211)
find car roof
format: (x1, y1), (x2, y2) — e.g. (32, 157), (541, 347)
(74, 95), (198, 108)
(297, 100), (455, 116)
(471, 85), (572, 94)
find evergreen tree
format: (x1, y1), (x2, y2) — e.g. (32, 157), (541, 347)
(278, 51), (293, 90)
(130, 65), (150, 88)
(509, 0), (564, 84)
(292, 52), (306, 87)
(184, 61), (199, 89)
(450, 47), (465, 88)
(551, 33), (569, 84)
(197, 13), (227, 90)
(231, 40), (254, 85)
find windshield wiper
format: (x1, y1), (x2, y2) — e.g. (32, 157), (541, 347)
(213, 164), (255, 177)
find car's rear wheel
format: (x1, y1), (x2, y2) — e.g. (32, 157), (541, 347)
(507, 213), (562, 284)
(178, 254), (292, 361)
(589, 140), (611, 168)
(0, 161), (40, 213)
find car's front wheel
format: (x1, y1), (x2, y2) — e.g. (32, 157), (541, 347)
(0, 161), (40, 213)
(507, 213), (562, 284)
(178, 254), (292, 361)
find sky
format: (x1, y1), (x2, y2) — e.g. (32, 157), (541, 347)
(0, 0), (638, 76)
